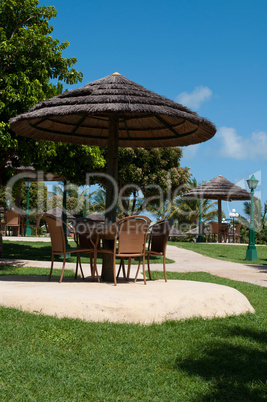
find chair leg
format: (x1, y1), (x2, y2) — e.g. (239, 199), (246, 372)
(116, 258), (122, 279)
(75, 255), (79, 279)
(122, 258), (126, 279)
(59, 254), (66, 283)
(134, 257), (142, 281)
(90, 253), (94, 281)
(142, 254), (146, 285)
(147, 253), (152, 280)
(78, 254), (85, 280)
(113, 254), (117, 286)
(49, 254), (54, 281)
(117, 258), (126, 280)
(163, 254), (167, 282)
(93, 250), (97, 282)
(126, 257), (132, 281)
(92, 250), (100, 282)
(128, 257), (133, 280)
(93, 253), (100, 283)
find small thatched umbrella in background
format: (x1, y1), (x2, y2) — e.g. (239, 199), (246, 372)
(182, 175), (251, 242)
(45, 207), (75, 220)
(10, 73), (217, 280)
(87, 212), (105, 222)
(168, 227), (186, 239)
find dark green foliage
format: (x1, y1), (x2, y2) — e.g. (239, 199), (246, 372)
(0, 0), (105, 186)
(99, 147), (191, 216)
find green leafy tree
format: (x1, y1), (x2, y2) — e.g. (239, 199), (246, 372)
(91, 188), (106, 214)
(36, 143), (105, 185)
(0, 0), (86, 184)
(98, 147), (191, 216)
(47, 184), (97, 217)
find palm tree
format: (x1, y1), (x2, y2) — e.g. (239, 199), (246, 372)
(240, 199), (267, 232)
(91, 188), (106, 213)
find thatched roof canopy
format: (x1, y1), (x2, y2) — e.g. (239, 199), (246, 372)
(10, 73), (216, 148)
(185, 227), (209, 236)
(14, 165), (63, 182)
(86, 212), (105, 221)
(169, 227), (186, 237)
(46, 207), (75, 220)
(182, 175), (251, 201)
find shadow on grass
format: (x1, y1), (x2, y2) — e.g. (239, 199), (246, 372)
(0, 265), (144, 284)
(0, 265), (77, 282)
(0, 274), (79, 283)
(174, 339), (266, 401)
(227, 325), (267, 345)
(2, 242), (173, 264)
(3, 242), (52, 260)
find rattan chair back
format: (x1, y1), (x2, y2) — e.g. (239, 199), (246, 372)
(74, 217), (103, 249)
(149, 219), (174, 254)
(44, 214), (66, 254)
(117, 216), (150, 254)
(4, 210), (21, 235)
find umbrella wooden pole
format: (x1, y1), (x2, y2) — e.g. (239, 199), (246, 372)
(102, 115), (119, 282)
(105, 115), (119, 224)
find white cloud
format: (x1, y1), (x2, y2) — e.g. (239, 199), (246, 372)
(176, 86), (212, 110)
(182, 144), (200, 160)
(217, 127), (267, 160)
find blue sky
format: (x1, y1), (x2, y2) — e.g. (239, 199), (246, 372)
(41, 0), (267, 218)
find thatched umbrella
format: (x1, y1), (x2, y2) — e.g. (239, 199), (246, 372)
(185, 226), (209, 236)
(10, 72), (216, 280)
(169, 227), (186, 238)
(182, 175), (251, 242)
(46, 207), (75, 220)
(87, 212), (105, 221)
(10, 72), (216, 221)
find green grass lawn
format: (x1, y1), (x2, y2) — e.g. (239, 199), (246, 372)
(0, 270), (266, 400)
(2, 240), (174, 264)
(0, 265), (76, 278)
(169, 241), (267, 265)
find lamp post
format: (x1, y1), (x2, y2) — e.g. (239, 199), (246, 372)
(229, 209), (239, 243)
(196, 199), (205, 242)
(246, 175), (259, 261)
(84, 191), (88, 218)
(25, 181), (32, 236)
(5, 200), (10, 235)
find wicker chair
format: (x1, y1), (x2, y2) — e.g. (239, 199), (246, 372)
(44, 214), (95, 283)
(73, 217), (104, 281)
(227, 223), (241, 243)
(145, 219), (174, 282)
(94, 215), (151, 285)
(208, 222), (229, 242)
(3, 210), (22, 236)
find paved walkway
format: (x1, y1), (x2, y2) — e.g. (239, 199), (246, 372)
(152, 245), (267, 288)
